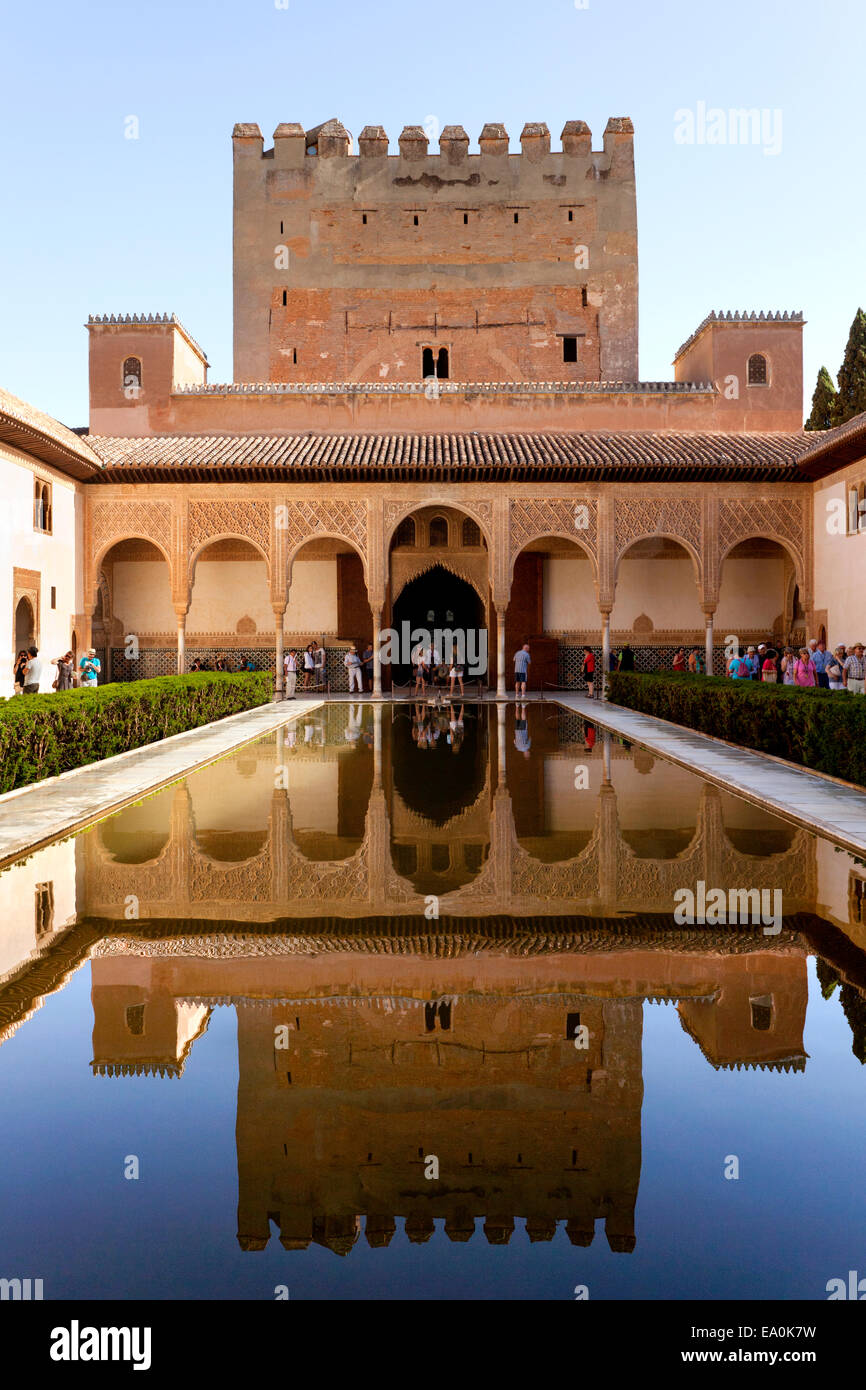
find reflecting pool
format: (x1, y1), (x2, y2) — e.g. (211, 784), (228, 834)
(1, 701), (865, 1300)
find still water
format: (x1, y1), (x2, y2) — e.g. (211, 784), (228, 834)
(1, 701), (865, 1300)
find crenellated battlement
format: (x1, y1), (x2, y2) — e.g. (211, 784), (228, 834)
(232, 117), (633, 163)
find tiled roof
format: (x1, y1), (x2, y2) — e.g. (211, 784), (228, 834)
(0, 385), (102, 479)
(796, 409), (866, 479)
(86, 429), (808, 484)
(673, 310), (805, 362)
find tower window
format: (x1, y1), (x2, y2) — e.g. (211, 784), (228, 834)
(463, 213), (468, 225)
(436, 347), (449, 379)
(513, 212), (519, 224)
(122, 356), (142, 397)
(748, 353), (768, 385)
(362, 213), (367, 225)
(581, 286), (588, 308)
(125, 1004), (145, 1035)
(292, 348), (297, 364)
(568, 209), (574, 221)
(422, 346), (435, 378)
(563, 336), (578, 363)
(413, 214), (419, 226)
(50, 586), (56, 609)
(280, 220), (284, 234)
(282, 290), (287, 306)
(750, 997), (773, 1031)
(566, 1011), (581, 1040)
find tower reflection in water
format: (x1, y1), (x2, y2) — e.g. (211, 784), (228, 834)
(2, 701), (862, 1260)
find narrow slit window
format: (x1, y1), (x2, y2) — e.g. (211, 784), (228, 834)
(413, 214), (419, 226)
(513, 212), (519, 224)
(581, 286), (588, 308)
(282, 290), (287, 307)
(50, 586), (56, 609)
(568, 209), (574, 221)
(566, 1011), (581, 1040)
(463, 213), (468, 225)
(292, 348), (297, 364)
(362, 213), (367, 225)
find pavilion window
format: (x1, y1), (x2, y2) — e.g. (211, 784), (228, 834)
(563, 336), (578, 363)
(33, 479), (52, 533)
(429, 516), (448, 547)
(394, 517), (416, 547)
(462, 518), (481, 547)
(125, 1004), (145, 1036)
(35, 882), (54, 937)
(750, 997), (773, 1031)
(122, 355), (142, 396)
(747, 352), (768, 385)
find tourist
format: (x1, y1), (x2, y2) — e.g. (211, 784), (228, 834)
(672, 647), (686, 673)
(313, 640), (326, 687)
(447, 703), (464, 752)
(413, 651), (427, 697)
(13, 649), (28, 693)
(693, 648), (706, 674)
(284, 649), (298, 699)
(215, 653), (232, 673)
(582, 645), (596, 698)
(361, 642), (374, 691)
(726, 650), (748, 679)
(742, 646), (759, 679)
(794, 647), (817, 687)
(52, 651), (74, 691)
(344, 645), (363, 694)
(22, 645), (43, 693)
(514, 642), (531, 698)
(827, 647), (846, 691)
(79, 647), (101, 687)
(583, 722), (596, 752)
(810, 638), (831, 690)
(242, 656), (256, 672)
(755, 644), (770, 680)
(303, 644), (315, 689)
(761, 647), (779, 683)
(448, 656), (465, 700)
(780, 647), (796, 685)
(619, 644), (635, 672)
(514, 705), (531, 756)
(843, 642), (866, 694)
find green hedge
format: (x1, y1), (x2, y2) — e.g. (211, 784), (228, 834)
(0, 672), (274, 793)
(606, 671), (866, 786)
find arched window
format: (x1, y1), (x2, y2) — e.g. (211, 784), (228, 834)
(462, 517), (481, 547)
(436, 347), (450, 379)
(747, 353), (768, 385)
(33, 478), (52, 533)
(429, 516), (448, 547)
(123, 356), (142, 397)
(422, 347), (435, 378)
(394, 517), (416, 547)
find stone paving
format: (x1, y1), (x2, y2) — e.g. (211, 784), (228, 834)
(0, 698), (323, 867)
(556, 693), (866, 856)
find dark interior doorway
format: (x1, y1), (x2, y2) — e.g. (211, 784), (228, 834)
(390, 565), (486, 684)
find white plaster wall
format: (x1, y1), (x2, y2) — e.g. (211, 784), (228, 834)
(543, 556), (597, 630)
(111, 560), (174, 632)
(610, 556), (701, 630)
(0, 445), (81, 696)
(815, 836), (866, 948)
(716, 556), (786, 632)
(188, 559), (272, 634)
(285, 559), (338, 634)
(0, 839), (78, 980)
(813, 473), (866, 644)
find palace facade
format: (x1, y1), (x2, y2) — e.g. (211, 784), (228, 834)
(3, 116), (866, 696)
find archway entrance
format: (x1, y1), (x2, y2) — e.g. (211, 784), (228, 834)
(391, 566), (485, 685)
(14, 596), (35, 653)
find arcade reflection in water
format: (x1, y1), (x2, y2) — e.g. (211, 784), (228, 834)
(2, 702), (866, 1259)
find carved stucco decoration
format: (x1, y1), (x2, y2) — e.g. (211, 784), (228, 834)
(188, 498), (271, 560)
(90, 499), (173, 562)
(508, 498), (598, 568)
(283, 499), (368, 560)
(718, 498), (805, 573)
(384, 498), (493, 546)
(389, 552), (490, 605)
(614, 498), (702, 566)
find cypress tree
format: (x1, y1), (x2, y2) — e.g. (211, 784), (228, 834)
(833, 307), (866, 425)
(804, 365), (838, 430)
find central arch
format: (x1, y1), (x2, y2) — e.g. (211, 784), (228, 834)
(391, 565), (485, 684)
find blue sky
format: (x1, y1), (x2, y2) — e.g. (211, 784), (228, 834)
(1, 0), (863, 427)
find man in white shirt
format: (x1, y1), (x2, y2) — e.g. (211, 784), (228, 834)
(344, 646), (363, 694)
(284, 650), (298, 699)
(23, 646), (43, 694)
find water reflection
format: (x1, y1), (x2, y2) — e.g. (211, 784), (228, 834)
(1, 703), (866, 1276)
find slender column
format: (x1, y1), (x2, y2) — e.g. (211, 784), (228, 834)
(273, 604), (286, 700)
(497, 702), (507, 787)
(174, 607), (187, 675)
(602, 729), (612, 782)
(373, 701), (383, 787)
(704, 610), (714, 676)
(496, 607), (507, 699)
(601, 609), (611, 694)
(372, 607), (383, 697)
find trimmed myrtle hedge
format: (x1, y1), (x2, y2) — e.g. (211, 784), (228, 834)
(0, 672), (273, 793)
(606, 671), (866, 786)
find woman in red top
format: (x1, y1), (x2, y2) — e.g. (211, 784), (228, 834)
(582, 646), (596, 698)
(672, 648), (687, 673)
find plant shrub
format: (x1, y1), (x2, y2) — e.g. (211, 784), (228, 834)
(0, 673), (273, 793)
(606, 671), (866, 786)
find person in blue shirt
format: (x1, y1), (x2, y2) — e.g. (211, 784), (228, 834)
(513, 643), (531, 698)
(809, 638), (830, 689)
(727, 652), (748, 679)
